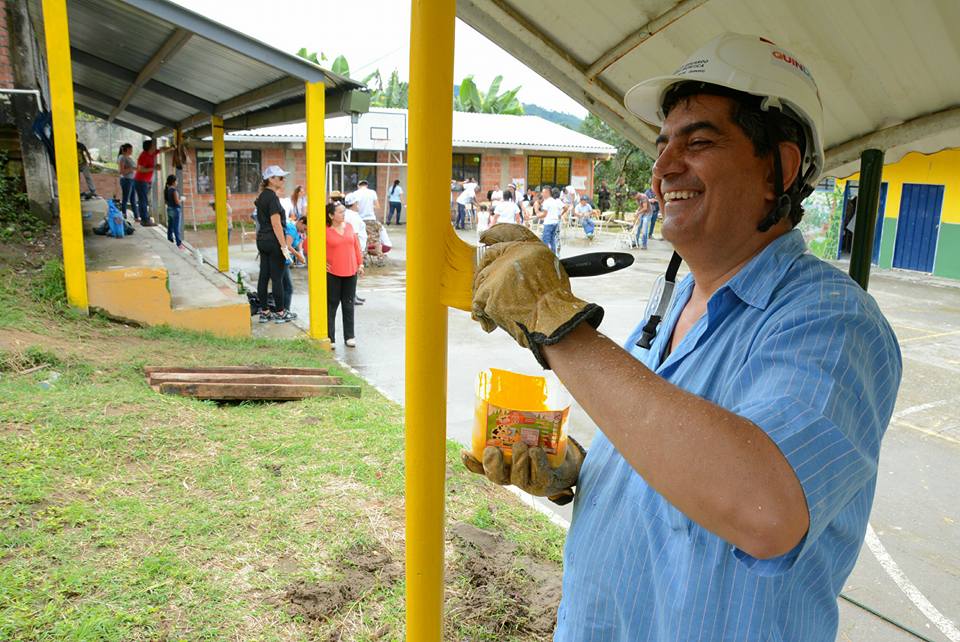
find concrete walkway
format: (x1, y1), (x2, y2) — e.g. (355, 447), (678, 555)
(195, 223), (960, 642)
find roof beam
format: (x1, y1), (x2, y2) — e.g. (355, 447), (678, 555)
(123, 0), (329, 83)
(109, 28), (192, 122)
(584, 0), (710, 79)
(189, 101), (308, 139)
(457, 0), (659, 154)
(824, 105), (960, 174)
(73, 83), (177, 128)
(71, 47), (215, 113)
(74, 102), (154, 136)
(178, 76), (306, 133)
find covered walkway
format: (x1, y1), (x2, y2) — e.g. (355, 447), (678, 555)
(41, 0), (368, 340)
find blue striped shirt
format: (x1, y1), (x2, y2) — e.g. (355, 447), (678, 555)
(555, 229), (902, 642)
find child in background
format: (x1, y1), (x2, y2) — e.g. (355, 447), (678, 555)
(164, 175), (183, 249)
(476, 203), (492, 238)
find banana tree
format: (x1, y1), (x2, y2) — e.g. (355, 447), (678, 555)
(454, 75), (523, 114)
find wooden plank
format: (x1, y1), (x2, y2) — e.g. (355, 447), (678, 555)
(144, 366), (329, 376)
(159, 382), (361, 400)
(148, 372), (342, 386)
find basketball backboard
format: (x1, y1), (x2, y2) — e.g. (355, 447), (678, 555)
(351, 111), (407, 151)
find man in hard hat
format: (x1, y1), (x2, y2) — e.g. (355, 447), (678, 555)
(465, 33), (902, 641)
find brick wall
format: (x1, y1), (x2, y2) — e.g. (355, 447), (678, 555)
(572, 157), (594, 197)
(0, 0), (14, 87)
(508, 155), (526, 192)
(479, 153), (502, 199)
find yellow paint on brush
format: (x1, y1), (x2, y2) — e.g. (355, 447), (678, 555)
(439, 225), (477, 312)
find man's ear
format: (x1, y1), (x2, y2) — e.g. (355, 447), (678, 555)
(765, 141), (803, 199)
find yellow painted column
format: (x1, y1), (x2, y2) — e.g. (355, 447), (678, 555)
(405, 0), (455, 639)
(305, 82), (329, 345)
(212, 115), (229, 272)
(41, 0), (88, 310)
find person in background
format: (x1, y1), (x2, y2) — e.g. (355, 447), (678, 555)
(632, 190), (652, 249)
(77, 135), (98, 200)
(561, 184), (578, 214)
(285, 208), (306, 267)
(255, 165), (296, 323)
(351, 179), (379, 221)
(289, 184), (306, 219)
(117, 143), (137, 218)
(387, 179), (403, 225)
(492, 190), (522, 226)
(455, 176), (478, 229)
(325, 201), (364, 347)
(645, 186), (660, 240)
(475, 203), (492, 238)
(536, 186), (566, 254)
(574, 195), (596, 240)
(490, 184), (503, 203)
(134, 139), (158, 226)
(163, 175), (183, 249)
(296, 215), (308, 260)
(343, 193), (367, 306)
(597, 180), (611, 212)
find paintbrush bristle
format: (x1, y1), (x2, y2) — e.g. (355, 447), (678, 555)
(440, 225), (478, 312)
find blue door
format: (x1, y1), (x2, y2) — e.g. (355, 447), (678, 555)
(893, 184), (944, 272)
(871, 183), (889, 264)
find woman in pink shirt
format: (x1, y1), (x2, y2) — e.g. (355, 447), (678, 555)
(325, 201), (364, 347)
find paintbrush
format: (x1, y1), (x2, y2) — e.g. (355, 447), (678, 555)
(439, 225), (635, 312)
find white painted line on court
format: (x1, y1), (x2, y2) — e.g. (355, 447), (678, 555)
(899, 329), (960, 345)
(891, 418), (960, 446)
(865, 523), (960, 642)
(894, 399), (952, 420)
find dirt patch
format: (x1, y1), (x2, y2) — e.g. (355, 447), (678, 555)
(283, 542), (402, 622)
(446, 521), (562, 638)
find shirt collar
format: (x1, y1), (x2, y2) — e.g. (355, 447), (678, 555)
(721, 228), (808, 310)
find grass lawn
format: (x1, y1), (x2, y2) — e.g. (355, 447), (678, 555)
(0, 246), (565, 640)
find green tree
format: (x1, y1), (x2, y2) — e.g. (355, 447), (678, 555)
(371, 70), (408, 108)
(580, 113), (654, 199)
(297, 49), (399, 104)
(454, 75), (523, 115)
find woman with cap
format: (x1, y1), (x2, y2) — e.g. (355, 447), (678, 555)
(255, 165), (296, 323)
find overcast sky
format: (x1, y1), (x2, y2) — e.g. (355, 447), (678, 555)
(169, 0), (588, 119)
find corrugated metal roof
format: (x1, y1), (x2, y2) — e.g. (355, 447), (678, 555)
(220, 108), (617, 155)
(28, 0), (366, 136)
(457, 0), (960, 178)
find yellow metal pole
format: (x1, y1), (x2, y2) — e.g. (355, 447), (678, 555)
(305, 81), (330, 345)
(41, 0), (88, 310)
(212, 115), (229, 272)
(406, 0), (455, 639)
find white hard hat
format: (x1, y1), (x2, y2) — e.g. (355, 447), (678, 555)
(624, 33), (824, 191)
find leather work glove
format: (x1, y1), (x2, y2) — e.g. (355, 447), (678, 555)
(461, 436), (586, 506)
(472, 223), (604, 369)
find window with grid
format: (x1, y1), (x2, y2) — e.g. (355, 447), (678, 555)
(452, 153), (481, 181)
(526, 156), (571, 190)
(196, 149), (262, 194)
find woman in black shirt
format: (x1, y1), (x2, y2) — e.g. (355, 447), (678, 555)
(255, 165), (296, 323)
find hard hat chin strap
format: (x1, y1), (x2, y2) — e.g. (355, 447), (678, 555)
(757, 116), (791, 233)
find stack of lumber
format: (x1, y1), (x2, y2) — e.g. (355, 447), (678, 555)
(144, 366), (361, 400)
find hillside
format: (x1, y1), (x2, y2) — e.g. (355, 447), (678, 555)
(521, 104), (584, 130)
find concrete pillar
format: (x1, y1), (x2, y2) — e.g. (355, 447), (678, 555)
(7, 0), (55, 222)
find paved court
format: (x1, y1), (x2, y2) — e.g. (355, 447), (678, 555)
(203, 222), (960, 642)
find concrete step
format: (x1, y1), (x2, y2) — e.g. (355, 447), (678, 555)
(82, 212), (249, 337)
